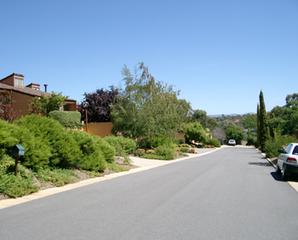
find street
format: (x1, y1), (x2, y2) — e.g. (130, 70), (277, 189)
(1, 147), (298, 240)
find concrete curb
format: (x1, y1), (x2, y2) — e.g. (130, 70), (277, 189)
(0, 148), (220, 210)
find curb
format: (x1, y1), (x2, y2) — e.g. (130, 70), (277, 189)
(257, 149), (277, 169)
(0, 148), (220, 210)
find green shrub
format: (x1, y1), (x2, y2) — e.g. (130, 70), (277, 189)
(138, 135), (174, 149)
(184, 122), (208, 144)
(36, 168), (78, 187)
(264, 135), (298, 158)
(96, 137), (115, 163)
(0, 162), (38, 198)
(134, 148), (146, 157)
(205, 138), (221, 147)
(246, 136), (257, 146)
(49, 111), (82, 129)
(0, 119), (51, 170)
(104, 136), (136, 156)
(71, 131), (107, 171)
(16, 115), (81, 168)
(155, 143), (177, 160)
(0, 174), (38, 198)
(0, 156), (14, 175)
(178, 144), (191, 153)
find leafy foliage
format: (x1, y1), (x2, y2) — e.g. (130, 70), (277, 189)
(0, 160), (38, 198)
(31, 92), (66, 116)
(142, 143), (177, 160)
(155, 143), (177, 160)
(49, 110), (82, 129)
(184, 122), (208, 144)
(71, 131), (111, 171)
(192, 109), (217, 130)
(16, 115), (81, 168)
(111, 63), (190, 142)
(264, 135), (298, 158)
(36, 168), (78, 187)
(80, 87), (119, 122)
(225, 124), (244, 144)
(104, 136), (136, 156)
(0, 119), (51, 170)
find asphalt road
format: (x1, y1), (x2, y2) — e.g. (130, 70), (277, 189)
(1, 147), (298, 240)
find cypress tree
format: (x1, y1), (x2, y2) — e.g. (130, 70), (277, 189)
(256, 104), (260, 147)
(259, 90), (268, 152)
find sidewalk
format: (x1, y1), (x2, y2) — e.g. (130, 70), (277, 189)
(0, 148), (219, 209)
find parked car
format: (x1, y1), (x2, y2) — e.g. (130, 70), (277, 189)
(276, 143), (298, 180)
(228, 139), (236, 146)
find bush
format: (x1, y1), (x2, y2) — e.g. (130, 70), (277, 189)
(155, 143), (177, 160)
(142, 143), (177, 160)
(0, 119), (51, 170)
(49, 111), (82, 129)
(138, 135), (174, 149)
(205, 138), (221, 147)
(184, 122), (208, 144)
(246, 136), (257, 146)
(16, 115), (81, 168)
(0, 161), (38, 198)
(96, 137), (115, 163)
(178, 144), (191, 153)
(264, 135), (298, 158)
(0, 174), (38, 198)
(71, 131), (108, 171)
(104, 136), (136, 156)
(36, 168), (78, 187)
(134, 148), (146, 157)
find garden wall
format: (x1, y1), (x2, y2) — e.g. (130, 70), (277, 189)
(84, 122), (113, 137)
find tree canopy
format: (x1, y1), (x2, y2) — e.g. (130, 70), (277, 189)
(111, 63), (191, 141)
(31, 92), (66, 116)
(80, 87), (118, 122)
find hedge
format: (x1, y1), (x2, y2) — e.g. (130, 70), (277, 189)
(49, 111), (82, 129)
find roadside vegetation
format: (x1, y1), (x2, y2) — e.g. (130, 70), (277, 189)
(256, 92), (298, 158)
(0, 116), (133, 198)
(109, 63), (220, 159)
(0, 62), (223, 199)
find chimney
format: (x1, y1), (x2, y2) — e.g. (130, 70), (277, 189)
(13, 74), (24, 88)
(44, 84), (48, 93)
(26, 83), (40, 91)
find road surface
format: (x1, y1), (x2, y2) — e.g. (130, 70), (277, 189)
(1, 147), (298, 240)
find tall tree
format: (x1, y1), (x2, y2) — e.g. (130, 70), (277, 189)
(258, 91), (268, 151)
(256, 104), (260, 147)
(111, 63), (190, 140)
(80, 87), (118, 122)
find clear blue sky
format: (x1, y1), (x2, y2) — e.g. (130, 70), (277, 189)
(1, 0), (297, 115)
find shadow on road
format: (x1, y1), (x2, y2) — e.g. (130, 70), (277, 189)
(248, 162), (272, 167)
(271, 171), (284, 182)
(271, 171), (298, 182)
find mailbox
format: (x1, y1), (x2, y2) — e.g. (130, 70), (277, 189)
(12, 144), (25, 158)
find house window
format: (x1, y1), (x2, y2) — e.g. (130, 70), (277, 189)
(14, 78), (24, 88)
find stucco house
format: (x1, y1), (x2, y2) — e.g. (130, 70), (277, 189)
(0, 73), (76, 120)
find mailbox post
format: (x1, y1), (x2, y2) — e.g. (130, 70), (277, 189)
(12, 144), (25, 176)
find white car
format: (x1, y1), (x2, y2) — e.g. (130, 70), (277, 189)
(276, 143), (298, 180)
(228, 139), (236, 146)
